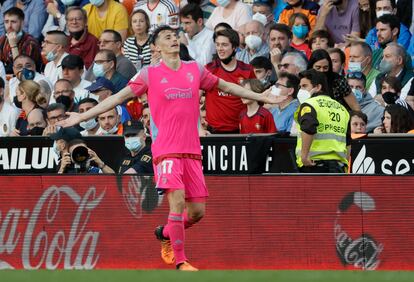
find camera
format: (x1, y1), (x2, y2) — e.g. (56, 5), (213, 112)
(71, 145), (90, 172)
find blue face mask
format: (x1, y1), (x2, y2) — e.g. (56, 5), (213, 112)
(90, 0), (105, 6)
(93, 63), (106, 78)
(61, 0), (76, 5)
(125, 136), (143, 152)
(217, 0), (231, 7)
(292, 25), (309, 39)
(352, 88), (364, 103)
(46, 50), (57, 62)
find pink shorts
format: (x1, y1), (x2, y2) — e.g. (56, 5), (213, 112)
(154, 157), (208, 201)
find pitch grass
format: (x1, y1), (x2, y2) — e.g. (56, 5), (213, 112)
(1, 270), (414, 282)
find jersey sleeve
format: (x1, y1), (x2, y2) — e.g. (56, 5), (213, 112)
(197, 62), (219, 92)
(297, 103), (319, 135)
(127, 67), (149, 97)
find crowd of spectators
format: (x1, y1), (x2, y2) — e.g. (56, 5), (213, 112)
(0, 0), (414, 173)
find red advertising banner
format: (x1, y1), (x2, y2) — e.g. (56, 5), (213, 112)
(0, 175), (413, 270)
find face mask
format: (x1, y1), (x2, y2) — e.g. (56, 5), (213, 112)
(348, 61), (362, 73)
(292, 25), (309, 39)
(93, 63), (106, 78)
(80, 118), (98, 131)
(260, 76), (270, 86)
(90, 0), (105, 6)
(125, 136), (143, 152)
(352, 88), (364, 103)
(297, 89), (312, 103)
(69, 30), (84, 41)
(13, 95), (22, 109)
(379, 59), (393, 73)
(271, 86), (282, 96)
(19, 68), (35, 81)
(382, 91), (399, 104)
(219, 50), (236, 65)
(217, 0), (231, 7)
(46, 50), (57, 62)
(61, 0), (76, 5)
(252, 13), (267, 26)
(56, 95), (72, 111)
(28, 126), (45, 136)
(101, 125), (118, 135)
(376, 10), (391, 18)
(245, 35), (262, 50)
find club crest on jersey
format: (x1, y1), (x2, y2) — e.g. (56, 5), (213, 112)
(255, 123), (261, 130)
(187, 72), (194, 82)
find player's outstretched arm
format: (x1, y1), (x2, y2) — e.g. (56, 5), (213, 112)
(57, 86), (135, 128)
(217, 79), (288, 104)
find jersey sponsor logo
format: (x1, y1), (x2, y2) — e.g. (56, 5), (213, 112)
(165, 88), (193, 100)
(218, 91), (231, 97)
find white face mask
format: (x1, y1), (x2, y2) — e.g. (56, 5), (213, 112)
(271, 85), (282, 96)
(252, 13), (268, 26)
(100, 125), (118, 135)
(80, 118), (98, 131)
(245, 35), (262, 50)
(297, 89), (312, 103)
(376, 10), (391, 18)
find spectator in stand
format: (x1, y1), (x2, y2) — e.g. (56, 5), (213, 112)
(26, 108), (47, 136)
(379, 76), (414, 118)
(0, 77), (20, 136)
(278, 52), (307, 76)
(205, 28), (256, 134)
(346, 71), (384, 132)
(42, 0), (86, 35)
(61, 55), (94, 104)
(84, 30), (136, 81)
(315, 0), (360, 44)
(250, 56), (274, 88)
(179, 3), (215, 66)
(279, 0), (319, 31)
(83, 0), (129, 41)
(88, 49), (129, 93)
(0, 7), (42, 74)
(199, 104), (209, 134)
(328, 48), (346, 75)
(252, 0), (275, 35)
(308, 49), (360, 111)
(66, 6), (99, 69)
(365, 0), (411, 50)
(96, 107), (123, 136)
(141, 103), (151, 135)
(42, 30), (70, 85)
(78, 97), (100, 136)
(348, 41), (380, 90)
(206, 0), (252, 31)
(374, 104), (414, 133)
(239, 79), (277, 134)
(371, 14), (400, 69)
(43, 103), (67, 136)
(11, 80), (45, 136)
(85, 77), (131, 123)
(119, 120), (154, 174)
(349, 110), (368, 134)
(0, 0), (47, 41)
(288, 13), (311, 59)
(267, 71), (300, 133)
(236, 20), (269, 64)
(308, 29), (334, 51)
(358, 0), (376, 38)
(8, 55), (52, 103)
(373, 43), (414, 101)
(133, 0), (179, 33)
(53, 79), (76, 111)
(123, 9), (152, 70)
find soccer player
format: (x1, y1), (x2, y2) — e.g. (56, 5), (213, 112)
(57, 25), (287, 271)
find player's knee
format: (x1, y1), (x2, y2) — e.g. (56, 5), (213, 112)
(189, 208), (205, 222)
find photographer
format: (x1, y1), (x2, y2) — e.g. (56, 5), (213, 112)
(59, 138), (115, 174)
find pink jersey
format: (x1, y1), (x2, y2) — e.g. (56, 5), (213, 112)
(128, 60), (219, 159)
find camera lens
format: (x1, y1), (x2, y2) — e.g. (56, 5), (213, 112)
(71, 146), (89, 164)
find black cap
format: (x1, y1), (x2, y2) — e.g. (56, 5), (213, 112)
(61, 54), (84, 70)
(85, 77), (115, 93)
(123, 120), (145, 135)
(50, 127), (82, 142)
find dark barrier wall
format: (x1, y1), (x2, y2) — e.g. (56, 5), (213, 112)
(0, 175), (413, 270)
(1, 135), (414, 174)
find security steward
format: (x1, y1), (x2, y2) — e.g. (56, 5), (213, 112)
(119, 120), (153, 174)
(295, 69), (350, 173)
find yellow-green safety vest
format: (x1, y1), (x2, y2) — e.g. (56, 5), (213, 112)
(295, 95), (350, 167)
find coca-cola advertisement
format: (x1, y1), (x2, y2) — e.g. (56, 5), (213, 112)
(1, 175), (413, 270)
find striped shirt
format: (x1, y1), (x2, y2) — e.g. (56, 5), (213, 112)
(123, 36), (152, 68)
(133, 0), (179, 32)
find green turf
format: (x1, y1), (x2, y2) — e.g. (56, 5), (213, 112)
(1, 270), (413, 282)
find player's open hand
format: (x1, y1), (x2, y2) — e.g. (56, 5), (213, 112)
(56, 112), (82, 128)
